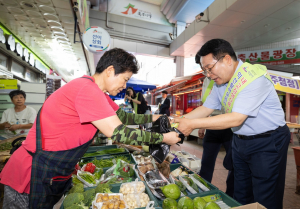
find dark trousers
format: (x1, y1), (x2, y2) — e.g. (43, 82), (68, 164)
(199, 129), (234, 197)
(232, 125), (290, 209)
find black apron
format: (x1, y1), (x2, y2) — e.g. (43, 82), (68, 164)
(28, 77), (98, 208)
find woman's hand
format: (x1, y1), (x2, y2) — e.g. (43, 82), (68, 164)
(8, 124), (20, 131)
(162, 132), (181, 145)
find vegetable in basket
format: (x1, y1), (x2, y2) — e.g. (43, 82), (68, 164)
(84, 162), (96, 174)
(82, 188), (96, 207)
(175, 179), (187, 195)
(68, 183), (84, 194)
(193, 173), (210, 189)
(79, 172), (96, 185)
(183, 176), (199, 192)
(94, 168), (103, 179)
(63, 193), (84, 208)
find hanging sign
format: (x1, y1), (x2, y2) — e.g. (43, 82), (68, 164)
(29, 53), (35, 66)
(0, 28), (5, 43)
(237, 45), (300, 65)
(16, 43), (23, 57)
(82, 26), (110, 53)
(269, 72), (300, 95)
(108, 0), (172, 26)
(7, 35), (15, 51)
(23, 48), (29, 62)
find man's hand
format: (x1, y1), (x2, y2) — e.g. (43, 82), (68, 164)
(8, 124), (20, 131)
(172, 118), (195, 136)
(162, 132), (181, 145)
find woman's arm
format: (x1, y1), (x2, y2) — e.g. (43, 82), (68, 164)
(92, 115), (180, 145)
(116, 108), (161, 125)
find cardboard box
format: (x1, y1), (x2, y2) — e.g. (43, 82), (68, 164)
(235, 203), (267, 209)
(0, 79), (18, 90)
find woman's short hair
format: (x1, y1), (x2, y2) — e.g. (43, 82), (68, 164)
(95, 48), (139, 75)
(9, 90), (26, 100)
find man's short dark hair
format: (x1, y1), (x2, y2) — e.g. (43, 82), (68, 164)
(162, 90), (168, 95)
(9, 90), (26, 100)
(195, 39), (237, 64)
(95, 48), (139, 75)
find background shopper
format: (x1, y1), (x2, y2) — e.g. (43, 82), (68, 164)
(124, 87), (148, 114)
(159, 90), (170, 116)
(0, 90), (36, 139)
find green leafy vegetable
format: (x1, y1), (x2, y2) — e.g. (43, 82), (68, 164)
(80, 155), (130, 168)
(183, 176), (199, 192)
(83, 148), (126, 157)
(63, 193), (84, 208)
(193, 174), (210, 189)
(68, 183), (84, 194)
(0, 142), (12, 151)
(175, 179), (187, 195)
(82, 188), (96, 207)
(95, 182), (112, 194)
(94, 168), (103, 179)
(79, 173), (96, 184)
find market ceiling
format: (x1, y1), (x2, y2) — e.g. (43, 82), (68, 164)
(170, 0), (300, 58)
(0, 0), (88, 82)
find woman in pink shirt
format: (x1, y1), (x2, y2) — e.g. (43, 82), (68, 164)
(0, 48), (180, 209)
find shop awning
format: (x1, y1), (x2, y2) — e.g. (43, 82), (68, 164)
(154, 81), (187, 95)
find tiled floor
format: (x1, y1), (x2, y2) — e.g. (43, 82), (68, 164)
(171, 138), (300, 209)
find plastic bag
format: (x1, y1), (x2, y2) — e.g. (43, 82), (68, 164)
(148, 115), (185, 163)
(119, 179), (146, 194)
(101, 175), (132, 184)
(144, 169), (168, 189)
(113, 160), (135, 178)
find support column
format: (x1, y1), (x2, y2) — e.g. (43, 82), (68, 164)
(176, 56), (184, 77)
(176, 21), (186, 37)
(286, 93), (290, 122)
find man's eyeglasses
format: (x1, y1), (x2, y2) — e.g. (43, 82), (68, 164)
(201, 56), (225, 76)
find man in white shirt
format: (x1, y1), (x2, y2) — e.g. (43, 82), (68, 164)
(0, 90), (37, 139)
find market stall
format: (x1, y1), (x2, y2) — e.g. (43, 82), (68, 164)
(57, 141), (246, 209)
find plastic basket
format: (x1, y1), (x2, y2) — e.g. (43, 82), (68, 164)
(60, 181), (159, 209)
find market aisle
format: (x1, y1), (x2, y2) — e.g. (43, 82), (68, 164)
(171, 138), (300, 209)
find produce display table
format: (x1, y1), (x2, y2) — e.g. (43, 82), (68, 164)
(58, 143), (242, 209)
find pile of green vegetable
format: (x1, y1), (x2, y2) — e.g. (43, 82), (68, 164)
(79, 155), (130, 168)
(83, 148), (126, 157)
(0, 142), (12, 151)
(64, 181), (113, 208)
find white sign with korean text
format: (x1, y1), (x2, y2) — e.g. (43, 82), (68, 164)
(82, 26), (110, 53)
